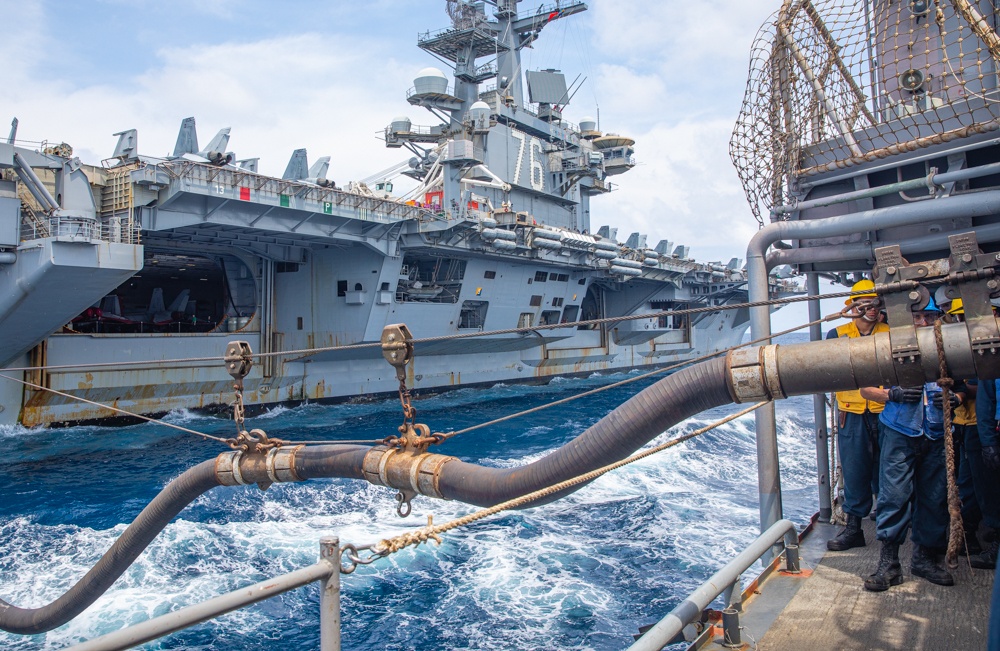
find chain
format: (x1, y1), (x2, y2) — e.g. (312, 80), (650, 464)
(398, 375), (416, 430)
(222, 341), (286, 452)
(339, 542), (389, 574)
(232, 379), (247, 436)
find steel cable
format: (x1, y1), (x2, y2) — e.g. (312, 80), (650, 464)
(0, 286), (891, 374)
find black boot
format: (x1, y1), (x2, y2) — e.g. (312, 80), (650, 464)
(970, 539), (999, 570)
(910, 545), (955, 586)
(864, 542), (902, 591)
(827, 514), (866, 551)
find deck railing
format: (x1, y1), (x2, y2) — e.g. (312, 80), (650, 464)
(62, 537), (344, 651)
(627, 519), (800, 651)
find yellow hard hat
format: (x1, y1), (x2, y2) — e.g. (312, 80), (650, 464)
(846, 279), (878, 306)
(947, 298), (964, 315)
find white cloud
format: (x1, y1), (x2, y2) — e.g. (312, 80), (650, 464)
(3, 0), (782, 267)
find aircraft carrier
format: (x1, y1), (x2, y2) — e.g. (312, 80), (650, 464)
(0, 0), (793, 428)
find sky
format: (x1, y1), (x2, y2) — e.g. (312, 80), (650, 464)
(0, 0), (839, 332)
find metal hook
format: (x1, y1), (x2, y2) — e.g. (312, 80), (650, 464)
(395, 490), (414, 517)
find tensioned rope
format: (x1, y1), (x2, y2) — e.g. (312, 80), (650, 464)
(0, 374), (231, 444)
(365, 402), (769, 559)
(0, 286), (899, 374)
(2, 295), (869, 449)
(438, 310), (845, 440)
(4, 305), (842, 450)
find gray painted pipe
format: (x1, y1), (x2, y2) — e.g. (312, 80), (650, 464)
(628, 519), (798, 651)
(771, 161), (1000, 216)
(767, 219), (1000, 269)
(807, 274), (832, 522)
(12, 152), (58, 212)
(0, 251), (15, 265)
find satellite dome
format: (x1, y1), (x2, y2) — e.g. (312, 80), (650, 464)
(416, 67), (447, 79)
(414, 67), (449, 95)
(469, 101), (491, 128)
(579, 116), (597, 131)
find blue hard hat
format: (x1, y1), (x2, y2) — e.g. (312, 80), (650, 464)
(918, 295), (942, 313)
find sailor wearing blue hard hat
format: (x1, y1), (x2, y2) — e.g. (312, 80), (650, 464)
(860, 294), (967, 591)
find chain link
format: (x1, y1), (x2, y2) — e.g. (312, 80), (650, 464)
(339, 543), (387, 574)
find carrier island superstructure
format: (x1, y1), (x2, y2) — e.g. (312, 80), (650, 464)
(0, 1), (792, 428)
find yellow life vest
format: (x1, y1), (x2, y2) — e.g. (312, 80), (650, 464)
(953, 396), (977, 426)
(833, 321), (890, 414)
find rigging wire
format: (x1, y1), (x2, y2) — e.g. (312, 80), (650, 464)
(437, 309), (843, 440)
(3, 303), (845, 452)
(0, 374), (230, 444)
(0, 286), (897, 375)
(362, 401), (769, 560)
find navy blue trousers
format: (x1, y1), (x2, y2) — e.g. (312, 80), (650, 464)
(839, 411), (881, 519)
(963, 422), (1000, 531)
(875, 426), (948, 549)
(954, 423), (983, 529)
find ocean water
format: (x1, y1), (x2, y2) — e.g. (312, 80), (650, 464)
(0, 336), (820, 650)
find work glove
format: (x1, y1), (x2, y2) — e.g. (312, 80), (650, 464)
(932, 393), (962, 410)
(887, 386), (923, 403)
(983, 444), (1000, 473)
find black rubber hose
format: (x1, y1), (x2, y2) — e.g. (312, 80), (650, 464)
(436, 356), (732, 506)
(0, 358), (733, 634)
(0, 460), (220, 634)
(295, 444), (370, 480)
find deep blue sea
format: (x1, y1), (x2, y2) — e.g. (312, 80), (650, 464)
(0, 334), (819, 650)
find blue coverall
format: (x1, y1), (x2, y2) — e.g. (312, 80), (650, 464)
(876, 383), (949, 549)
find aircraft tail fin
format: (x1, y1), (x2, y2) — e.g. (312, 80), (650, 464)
(282, 149), (309, 180)
(173, 117), (198, 156)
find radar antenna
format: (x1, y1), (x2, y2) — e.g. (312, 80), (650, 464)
(446, 0), (479, 29)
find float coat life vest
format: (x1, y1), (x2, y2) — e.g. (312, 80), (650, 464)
(831, 321), (890, 414)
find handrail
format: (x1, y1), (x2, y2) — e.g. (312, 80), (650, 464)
(627, 519), (799, 651)
(62, 537), (343, 651)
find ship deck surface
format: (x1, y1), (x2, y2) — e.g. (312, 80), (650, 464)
(733, 519), (993, 650)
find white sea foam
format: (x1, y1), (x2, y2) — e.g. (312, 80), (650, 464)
(0, 392), (822, 651)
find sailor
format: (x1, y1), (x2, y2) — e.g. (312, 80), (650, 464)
(973, 299), (1000, 570)
(825, 279), (890, 551)
(863, 297), (966, 591)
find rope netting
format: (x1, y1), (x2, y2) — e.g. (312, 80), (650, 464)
(731, 0), (1000, 225)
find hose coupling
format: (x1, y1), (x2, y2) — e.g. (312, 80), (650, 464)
(725, 344), (785, 403)
(362, 446), (456, 516)
(215, 445), (305, 490)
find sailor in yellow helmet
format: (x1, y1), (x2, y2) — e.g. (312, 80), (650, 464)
(825, 279), (890, 552)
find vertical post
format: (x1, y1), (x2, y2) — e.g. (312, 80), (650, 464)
(721, 608), (742, 648)
(747, 251), (783, 564)
(320, 537), (341, 651)
(808, 273), (833, 522)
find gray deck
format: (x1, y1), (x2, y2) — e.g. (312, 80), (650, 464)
(751, 519), (993, 650)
